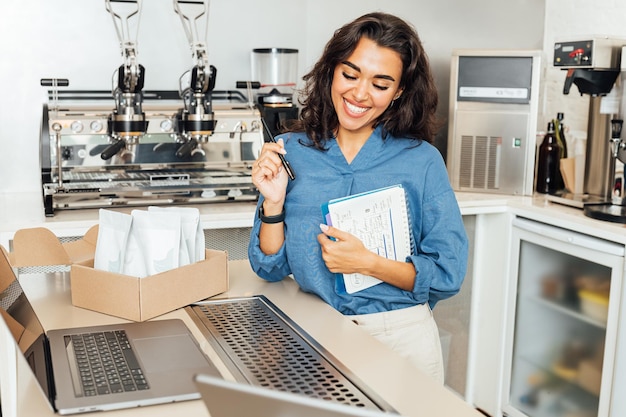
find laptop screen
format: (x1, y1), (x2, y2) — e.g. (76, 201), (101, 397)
(0, 255), (54, 401)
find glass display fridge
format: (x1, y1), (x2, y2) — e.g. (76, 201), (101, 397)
(502, 217), (625, 417)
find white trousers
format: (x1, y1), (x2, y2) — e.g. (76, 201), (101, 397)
(350, 303), (444, 384)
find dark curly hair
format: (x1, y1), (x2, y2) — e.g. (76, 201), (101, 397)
(289, 12), (440, 150)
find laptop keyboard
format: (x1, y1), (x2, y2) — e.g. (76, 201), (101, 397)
(66, 330), (149, 396)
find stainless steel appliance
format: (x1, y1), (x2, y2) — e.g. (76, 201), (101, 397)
(40, 89), (263, 216)
(551, 38), (626, 223)
(186, 295), (395, 412)
(447, 49), (542, 196)
(40, 0), (263, 216)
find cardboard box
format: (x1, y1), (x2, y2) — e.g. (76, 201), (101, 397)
(9, 225), (100, 267)
(9, 226), (229, 322)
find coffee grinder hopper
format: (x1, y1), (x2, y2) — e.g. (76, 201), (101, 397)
(236, 48), (300, 138)
(251, 48), (298, 106)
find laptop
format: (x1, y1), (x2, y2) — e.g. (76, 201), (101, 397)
(0, 247), (221, 415)
(193, 373), (402, 417)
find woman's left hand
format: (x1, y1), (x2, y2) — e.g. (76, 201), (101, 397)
(317, 224), (372, 274)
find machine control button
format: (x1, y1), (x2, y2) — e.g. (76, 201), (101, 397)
(61, 147), (73, 160)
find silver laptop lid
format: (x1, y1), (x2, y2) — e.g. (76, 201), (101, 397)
(193, 373), (402, 417)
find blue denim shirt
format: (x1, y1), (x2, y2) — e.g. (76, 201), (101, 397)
(248, 126), (468, 315)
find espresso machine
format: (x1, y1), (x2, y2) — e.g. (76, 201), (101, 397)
(552, 38), (626, 223)
(237, 48), (300, 138)
(40, 0), (264, 216)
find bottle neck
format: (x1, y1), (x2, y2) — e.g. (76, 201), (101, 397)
(543, 131), (558, 145)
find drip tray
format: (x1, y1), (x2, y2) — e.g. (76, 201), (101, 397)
(185, 295), (394, 412)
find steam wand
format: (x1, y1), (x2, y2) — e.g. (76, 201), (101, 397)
(41, 78), (70, 188)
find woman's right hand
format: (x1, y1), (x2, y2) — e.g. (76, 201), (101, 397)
(252, 138), (289, 208)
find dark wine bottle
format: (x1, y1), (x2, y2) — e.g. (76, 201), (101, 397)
(536, 121), (562, 194)
(556, 112), (568, 159)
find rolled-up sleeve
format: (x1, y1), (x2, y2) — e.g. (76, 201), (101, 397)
(408, 164), (468, 308)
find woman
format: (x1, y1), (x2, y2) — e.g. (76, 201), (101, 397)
(248, 12), (468, 383)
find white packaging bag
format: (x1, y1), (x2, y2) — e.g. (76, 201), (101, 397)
(94, 209), (132, 274)
(148, 206), (203, 264)
(129, 210), (181, 276)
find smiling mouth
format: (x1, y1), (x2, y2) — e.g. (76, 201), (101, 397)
(344, 99), (369, 115)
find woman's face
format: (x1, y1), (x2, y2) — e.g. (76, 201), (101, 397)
(331, 37), (403, 138)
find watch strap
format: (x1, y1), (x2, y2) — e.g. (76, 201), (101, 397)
(258, 205), (286, 224)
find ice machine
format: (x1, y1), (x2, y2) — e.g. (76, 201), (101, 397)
(447, 49), (542, 195)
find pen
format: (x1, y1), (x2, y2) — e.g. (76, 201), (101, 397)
(260, 117), (296, 180)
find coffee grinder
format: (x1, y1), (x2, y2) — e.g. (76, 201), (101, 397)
(553, 38), (626, 223)
(237, 48), (299, 138)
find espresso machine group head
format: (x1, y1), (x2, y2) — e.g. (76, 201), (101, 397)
(103, 0), (148, 161)
(173, 0), (217, 158)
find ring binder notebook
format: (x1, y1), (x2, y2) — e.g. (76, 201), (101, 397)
(321, 185), (413, 294)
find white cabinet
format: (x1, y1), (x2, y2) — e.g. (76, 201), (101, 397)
(501, 217), (625, 417)
(435, 212), (515, 415)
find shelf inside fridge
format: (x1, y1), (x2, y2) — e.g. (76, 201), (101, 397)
(511, 354), (599, 417)
(528, 294), (607, 329)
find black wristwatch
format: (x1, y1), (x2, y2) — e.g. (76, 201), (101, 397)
(258, 205), (286, 224)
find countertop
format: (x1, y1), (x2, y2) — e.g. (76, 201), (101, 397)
(2, 190), (625, 246)
(2, 190), (625, 417)
(5, 260), (483, 417)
